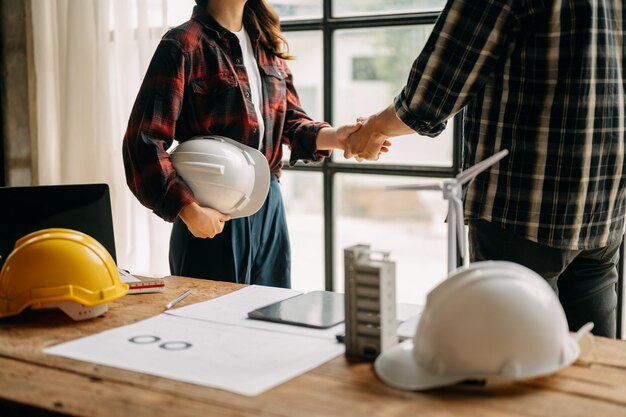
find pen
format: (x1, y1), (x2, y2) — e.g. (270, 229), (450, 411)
(164, 289), (192, 310)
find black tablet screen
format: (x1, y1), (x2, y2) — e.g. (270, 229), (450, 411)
(247, 291), (344, 329)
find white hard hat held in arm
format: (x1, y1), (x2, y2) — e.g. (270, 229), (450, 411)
(170, 135), (271, 219)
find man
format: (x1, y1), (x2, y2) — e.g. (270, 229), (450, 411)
(345, 0), (625, 338)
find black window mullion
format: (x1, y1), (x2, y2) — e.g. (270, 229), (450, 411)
(279, 2), (625, 339)
(280, 3), (461, 292)
(280, 11), (440, 31)
(287, 163), (454, 178)
(322, 0), (334, 291)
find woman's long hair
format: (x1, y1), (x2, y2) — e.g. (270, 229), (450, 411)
(195, 0), (292, 60)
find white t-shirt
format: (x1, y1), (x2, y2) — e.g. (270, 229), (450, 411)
(232, 27), (265, 150)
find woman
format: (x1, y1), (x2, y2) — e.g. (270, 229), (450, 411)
(122, 0), (386, 288)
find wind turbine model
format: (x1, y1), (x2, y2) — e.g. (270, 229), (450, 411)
(389, 150), (509, 273)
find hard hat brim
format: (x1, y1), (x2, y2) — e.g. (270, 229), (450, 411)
(375, 334), (582, 391)
(374, 339), (464, 390)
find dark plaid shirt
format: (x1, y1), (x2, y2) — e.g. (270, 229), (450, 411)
(395, 0), (626, 250)
(123, 6), (329, 222)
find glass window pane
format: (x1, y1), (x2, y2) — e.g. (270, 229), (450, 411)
(334, 174), (448, 304)
(268, 0), (323, 20)
(333, 26), (453, 167)
(166, 1), (322, 27)
(284, 31), (323, 120)
(282, 31), (323, 162)
(280, 171), (325, 292)
(333, 0), (446, 17)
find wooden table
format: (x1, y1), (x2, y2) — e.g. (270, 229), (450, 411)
(1, 276), (626, 417)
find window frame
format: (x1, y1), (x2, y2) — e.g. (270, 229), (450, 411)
(279, 3), (463, 292)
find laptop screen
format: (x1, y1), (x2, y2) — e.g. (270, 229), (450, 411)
(0, 183), (117, 264)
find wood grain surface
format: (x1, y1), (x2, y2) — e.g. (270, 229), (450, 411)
(1, 276), (625, 417)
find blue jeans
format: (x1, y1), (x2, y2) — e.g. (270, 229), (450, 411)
(169, 175), (291, 288)
(468, 219), (620, 338)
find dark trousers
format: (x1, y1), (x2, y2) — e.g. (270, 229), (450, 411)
(169, 176), (291, 288)
(468, 219), (620, 338)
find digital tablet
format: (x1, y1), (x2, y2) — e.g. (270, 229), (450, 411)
(247, 290), (344, 329)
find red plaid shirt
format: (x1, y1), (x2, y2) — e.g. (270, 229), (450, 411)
(123, 6), (330, 222)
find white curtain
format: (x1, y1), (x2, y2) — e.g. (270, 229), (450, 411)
(30, 0), (175, 277)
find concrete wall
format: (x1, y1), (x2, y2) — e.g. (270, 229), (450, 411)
(0, 0), (36, 187)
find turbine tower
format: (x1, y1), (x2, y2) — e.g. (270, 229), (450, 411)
(389, 150), (509, 273)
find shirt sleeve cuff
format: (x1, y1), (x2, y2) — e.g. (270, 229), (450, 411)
(288, 121), (331, 167)
(394, 89), (447, 138)
(154, 176), (196, 222)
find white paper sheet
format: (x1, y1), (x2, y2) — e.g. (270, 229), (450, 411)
(44, 286), (345, 396)
(166, 285), (344, 339)
(44, 286), (422, 396)
(166, 285), (423, 339)
(396, 303), (424, 323)
(44, 314), (343, 396)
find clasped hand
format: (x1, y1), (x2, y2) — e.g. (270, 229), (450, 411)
(343, 116), (392, 161)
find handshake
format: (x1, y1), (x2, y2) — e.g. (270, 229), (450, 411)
(319, 105), (411, 162)
(342, 116), (393, 162)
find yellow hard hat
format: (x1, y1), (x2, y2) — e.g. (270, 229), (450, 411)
(0, 228), (128, 320)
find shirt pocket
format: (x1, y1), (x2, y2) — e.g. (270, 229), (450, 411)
(188, 72), (239, 128)
(259, 65), (286, 106)
(190, 72), (238, 97)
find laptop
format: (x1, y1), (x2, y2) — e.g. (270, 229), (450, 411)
(0, 183), (117, 264)
(0, 182), (168, 294)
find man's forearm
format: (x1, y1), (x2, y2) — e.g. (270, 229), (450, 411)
(371, 104), (414, 138)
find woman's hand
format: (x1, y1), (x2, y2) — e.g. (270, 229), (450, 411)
(332, 123), (362, 151)
(344, 116), (391, 161)
(316, 123), (391, 154)
(179, 202), (231, 239)
(316, 124), (357, 151)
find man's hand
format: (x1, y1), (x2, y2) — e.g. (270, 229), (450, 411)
(344, 104), (413, 161)
(179, 202), (231, 239)
(344, 116), (391, 161)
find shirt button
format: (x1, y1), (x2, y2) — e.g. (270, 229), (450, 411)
(252, 128), (258, 134)
(244, 91), (250, 98)
(235, 58), (242, 64)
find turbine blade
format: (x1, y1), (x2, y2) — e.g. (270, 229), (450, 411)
(455, 149), (509, 185)
(386, 184), (443, 191)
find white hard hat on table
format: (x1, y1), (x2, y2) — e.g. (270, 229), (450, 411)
(374, 261), (592, 390)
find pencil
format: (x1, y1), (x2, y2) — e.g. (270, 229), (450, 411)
(164, 289), (192, 310)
